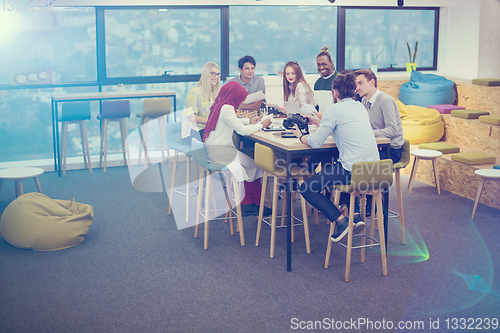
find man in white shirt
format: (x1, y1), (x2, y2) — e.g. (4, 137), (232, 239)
(354, 69), (404, 163)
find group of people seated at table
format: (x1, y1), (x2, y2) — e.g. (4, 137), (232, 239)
(180, 46), (404, 242)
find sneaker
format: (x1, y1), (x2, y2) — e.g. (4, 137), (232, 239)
(331, 216), (366, 242)
(241, 204), (259, 217)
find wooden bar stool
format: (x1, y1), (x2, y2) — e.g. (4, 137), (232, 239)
(408, 149), (442, 195)
(137, 98), (172, 168)
(60, 102), (92, 176)
(471, 169), (500, 218)
(0, 167), (44, 198)
(325, 159), (393, 282)
(254, 143), (312, 258)
(97, 100), (131, 173)
(191, 138), (244, 250)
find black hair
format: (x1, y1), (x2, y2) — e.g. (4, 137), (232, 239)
(332, 71), (357, 99)
(238, 55), (256, 69)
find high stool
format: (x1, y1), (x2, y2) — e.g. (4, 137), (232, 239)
(325, 159), (393, 282)
(254, 143), (312, 258)
(60, 102), (92, 176)
(392, 139), (410, 244)
(0, 167), (44, 198)
(97, 100), (131, 173)
(408, 149), (442, 195)
(137, 98), (172, 168)
(191, 138), (244, 250)
(165, 121), (199, 222)
(471, 169), (500, 218)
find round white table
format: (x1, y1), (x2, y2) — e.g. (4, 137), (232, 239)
(471, 168), (500, 218)
(408, 149), (443, 195)
(0, 167), (44, 198)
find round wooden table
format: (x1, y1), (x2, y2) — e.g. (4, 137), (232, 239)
(0, 167), (44, 198)
(471, 168), (500, 218)
(408, 149), (443, 195)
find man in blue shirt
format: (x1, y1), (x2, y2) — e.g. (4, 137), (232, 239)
(291, 72), (379, 242)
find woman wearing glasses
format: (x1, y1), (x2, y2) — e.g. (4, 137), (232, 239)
(182, 62), (221, 144)
(283, 61), (316, 110)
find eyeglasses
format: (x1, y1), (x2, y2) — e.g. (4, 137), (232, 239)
(210, 71), (221, 77)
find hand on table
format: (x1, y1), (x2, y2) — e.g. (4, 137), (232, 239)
(249, 115), (262, 124)
(261, 118), (272, 128)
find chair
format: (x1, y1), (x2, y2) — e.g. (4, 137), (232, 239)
(325, 159), (393, 282)
(97, 100), (131, 173)
(137, 98), (172, 168)
(165, 121), (199, 222)
(60, 102), (92, 176)
(191, 138), (244, 249)
(392, 139), (410, 244)
(254, 143), (312, 258)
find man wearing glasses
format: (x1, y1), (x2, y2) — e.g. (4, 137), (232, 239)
(228, 55), (266, 110)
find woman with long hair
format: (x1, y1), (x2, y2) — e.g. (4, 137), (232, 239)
(182, 62), (221, 144)
(290, 72), (380, 242)
(283, 61), (316, 109)
(203, 81), (272, 216)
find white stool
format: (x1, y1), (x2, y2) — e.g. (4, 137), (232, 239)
(408, 149), (442, 195)
(0, 167), (44, 198)
(471, 169), (500, 218)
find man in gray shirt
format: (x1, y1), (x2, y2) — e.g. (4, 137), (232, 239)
(354, 69), (404, 163)
(227, 55), (265, 110)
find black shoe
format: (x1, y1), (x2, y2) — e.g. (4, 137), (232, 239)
(259, 206), (273, 217)
(241, 204), (259, 217)
(331, 216), (366, 242)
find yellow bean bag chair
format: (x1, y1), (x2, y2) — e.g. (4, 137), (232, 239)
(0, 193), (93, 251)
(397, 100), (444, 144)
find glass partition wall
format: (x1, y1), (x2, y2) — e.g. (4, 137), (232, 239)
(0, 5), (439, 165)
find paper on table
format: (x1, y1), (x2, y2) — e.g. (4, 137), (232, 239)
(260, 114), (273, 123)
(244, 91), (266, 104)
(300, 104), (319, 118)
(264, 102), (281, 109)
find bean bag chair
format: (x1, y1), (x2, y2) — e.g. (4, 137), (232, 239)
(397, 100), (444, 144)
(0, 193), (93, 251)
(399, 71), (456, 107)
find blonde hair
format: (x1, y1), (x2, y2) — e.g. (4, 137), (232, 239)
(197, 62), (220, 102)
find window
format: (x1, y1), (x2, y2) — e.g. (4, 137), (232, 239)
(343, 7), (438, 71)
(229, 6), (337, 76)
(104, 8), (222, 78)
(0, 8), (96, 86)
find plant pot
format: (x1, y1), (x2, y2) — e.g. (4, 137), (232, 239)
(406, 63), (417, 73)
(370, 64), (378, 73)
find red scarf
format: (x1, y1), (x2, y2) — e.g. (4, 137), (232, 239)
(202, 81), (248, 142)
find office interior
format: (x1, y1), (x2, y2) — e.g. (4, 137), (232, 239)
(1, 1), (499, 332)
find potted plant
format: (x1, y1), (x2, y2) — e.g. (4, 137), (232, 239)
(362, 47), (385, 73)
(406, 41), (418, 73)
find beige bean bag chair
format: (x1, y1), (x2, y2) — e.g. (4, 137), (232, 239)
(0, 193), (93, 251)
(397, 100), (444, 144)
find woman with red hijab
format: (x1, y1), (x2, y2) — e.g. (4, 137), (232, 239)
(203, 81), (272, 216)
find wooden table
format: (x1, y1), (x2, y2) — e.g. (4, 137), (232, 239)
(0, 167), (44, 198)
(408, 149), (443, 195)
(51, 90), (177, 177)
(471, 169), (500, 218)
(248, 130), (391, 271)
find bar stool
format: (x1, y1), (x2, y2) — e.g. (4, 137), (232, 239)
(165, 121), (199, 222)
(391, 139), (410, 244)
(60, 102), (92, 176)
(471, 169), (500, 218)
(97, 100), (131, 173)
(408, 149), (442, 195)
(325, 159), (393, 282)
(254, 143), (312, 258)
(191, 138), (244, 250)
(137, 98), (172, 168)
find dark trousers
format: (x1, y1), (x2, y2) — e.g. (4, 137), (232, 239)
(299, 162), (351, 222)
